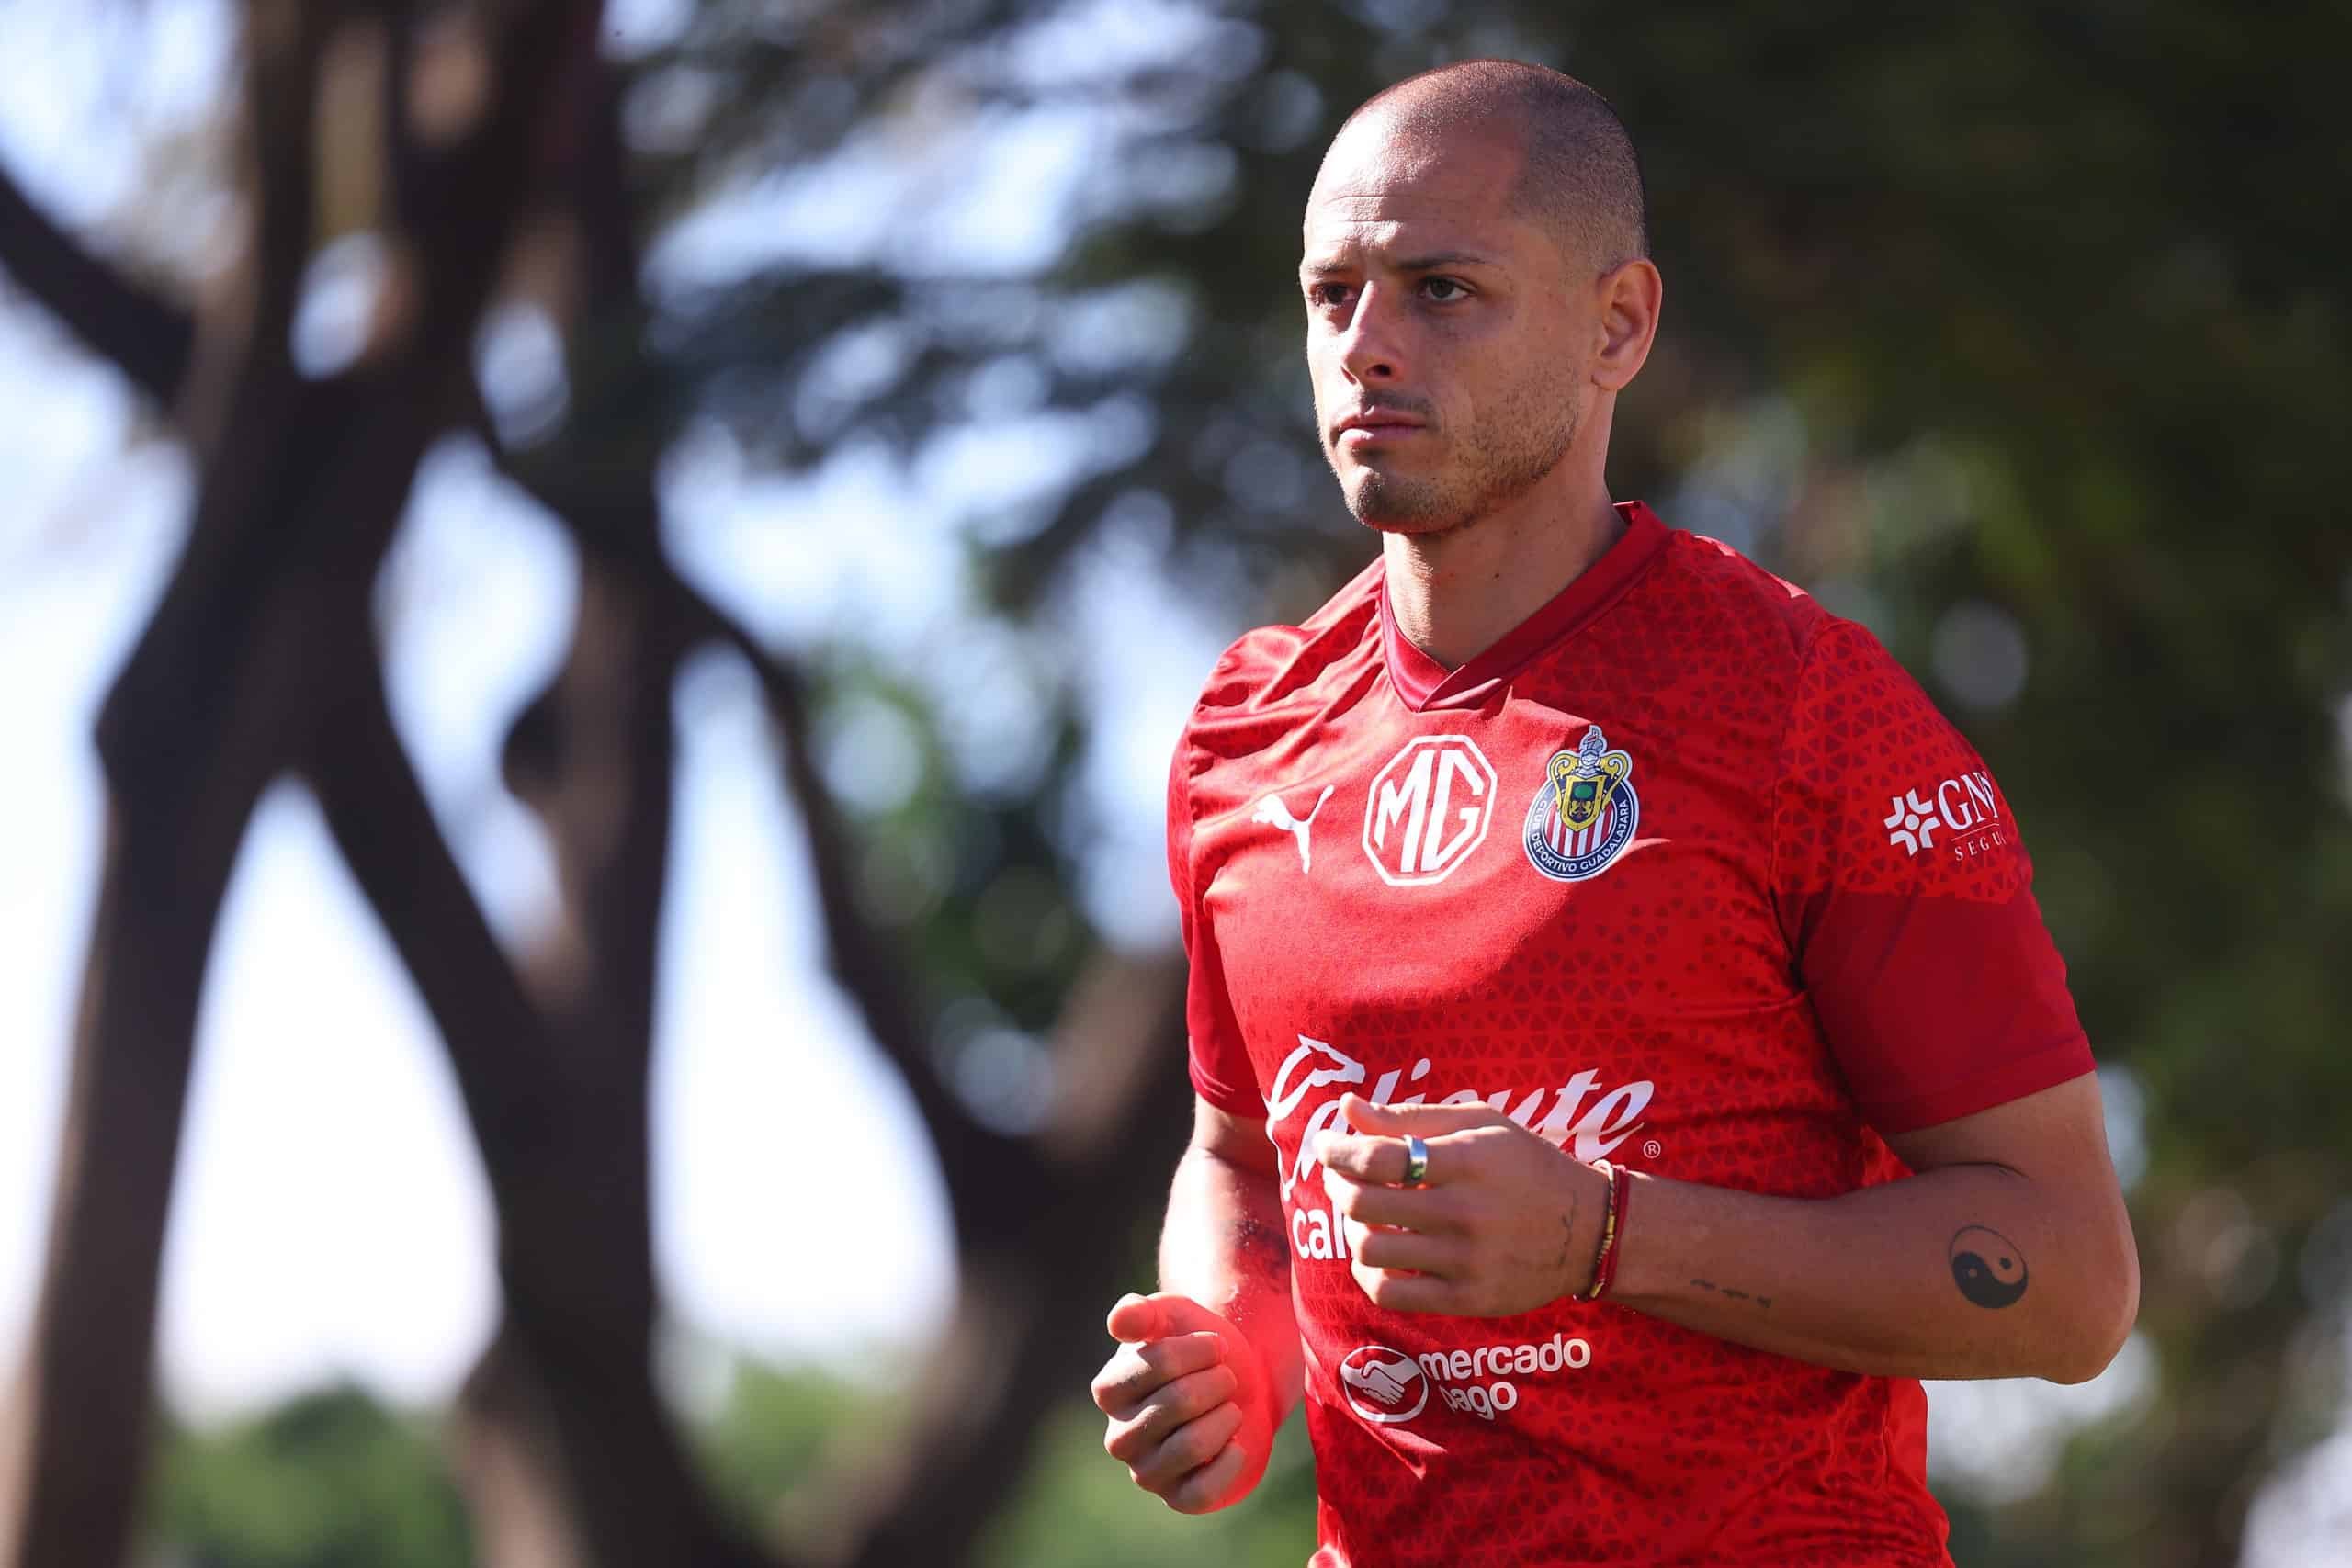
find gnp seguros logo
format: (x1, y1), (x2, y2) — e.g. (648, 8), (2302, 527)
(1884, 769), (2007, 861)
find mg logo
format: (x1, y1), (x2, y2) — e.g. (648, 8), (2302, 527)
(1362, 736), (1497, 886)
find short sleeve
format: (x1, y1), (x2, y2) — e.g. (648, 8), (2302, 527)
(1168, 734), (1262, 1117)
(1770, 620), (2095, 1135)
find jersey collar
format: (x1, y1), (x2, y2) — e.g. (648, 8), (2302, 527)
(1377, 500), (1670, 712)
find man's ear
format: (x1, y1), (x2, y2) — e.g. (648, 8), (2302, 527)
(1591, 258), (1663, 392)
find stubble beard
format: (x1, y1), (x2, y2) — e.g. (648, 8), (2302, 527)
(1330, 394), (1580, 539)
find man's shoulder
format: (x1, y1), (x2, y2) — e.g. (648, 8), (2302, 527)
(1183, 556), (1385, 728)
(1631, 523), (1840, 689)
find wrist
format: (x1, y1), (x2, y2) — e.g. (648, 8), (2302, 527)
(1555, 1156), (1616, 1300)
(1195, 1295), (1297, 1426)
(1569, 1158), (1634, 1302)
(1599, 1170), (1665, 1304)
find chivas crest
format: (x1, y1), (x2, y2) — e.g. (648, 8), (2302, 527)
(1523, 726), (1639, 882)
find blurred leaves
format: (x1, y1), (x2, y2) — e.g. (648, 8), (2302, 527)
(149, 1389), (470, 1568)
(621, 2), (2352, 1558)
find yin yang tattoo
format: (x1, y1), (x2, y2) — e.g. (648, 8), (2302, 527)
(1949, 1225), (2029, 1308)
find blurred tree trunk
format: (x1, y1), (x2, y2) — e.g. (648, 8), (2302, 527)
(0, 3), (1202, 1565)
(0, 0), (631, 1561)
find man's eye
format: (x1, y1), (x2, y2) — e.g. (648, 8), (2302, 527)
(1421, 277), (1468, 302)
(1310, 283), (1355, 308)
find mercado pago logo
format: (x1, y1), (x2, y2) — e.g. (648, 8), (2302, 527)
(1263, 1034), (1657, 1262)
(1339, 1336), (1594, 1427)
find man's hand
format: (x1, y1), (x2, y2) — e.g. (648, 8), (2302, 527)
(1093, 1292), (1277, 1513)
(1317, 1093), (1610, 1316)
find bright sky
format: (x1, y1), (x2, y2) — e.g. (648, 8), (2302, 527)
(0, 0), (1231, 1421)
(0, 0), (2342, 1555)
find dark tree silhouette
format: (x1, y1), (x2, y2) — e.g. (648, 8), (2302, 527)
(0, 4), (1193, 1564)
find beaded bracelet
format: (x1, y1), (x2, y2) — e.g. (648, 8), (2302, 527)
(1573, 1158), (1634, 1303)
(1592, 1158), (1633, 1299)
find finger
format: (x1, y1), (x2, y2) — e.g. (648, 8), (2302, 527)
(1103, 1363), (1239, 1461)
(1091, 1331), (1225, 1416)
(1350, 1261), (1459, 1314)
(1131, 1398), (1245, 1492)
(1108, 1291), (1232, 1345)
(1317, 1133), (1418, 1186)
(1327, 1170), (1467, 1232)
(1163, 1439), (1249, 1515)
(1342, 1092), (1506, 1136)
(1345, 1220), (1464, 1276)
(1319, 1126), (1487, 1188)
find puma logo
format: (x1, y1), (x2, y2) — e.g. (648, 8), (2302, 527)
(1250, 784), (1336, 874)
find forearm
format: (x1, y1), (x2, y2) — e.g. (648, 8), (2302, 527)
(1159, 1146), (1303, 1418)
(1611, 1163), (2137, 1383)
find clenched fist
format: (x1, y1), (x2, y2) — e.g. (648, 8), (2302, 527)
(1092, 1292), (1277, 1514)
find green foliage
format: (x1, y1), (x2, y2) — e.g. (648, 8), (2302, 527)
(692, 1357), (908, 1539)
(976, 1399), (1320, 1568)
(146, 1386), (471, 1568)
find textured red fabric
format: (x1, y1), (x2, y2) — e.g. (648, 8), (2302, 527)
(1166, 502), (2093, 1566)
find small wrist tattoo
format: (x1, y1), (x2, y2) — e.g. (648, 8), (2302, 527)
(1689, 1277), (1772, 1310)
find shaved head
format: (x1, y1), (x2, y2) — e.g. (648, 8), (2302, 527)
(1300, 59), (1663, 547)
(1330, 60), (1647, 276)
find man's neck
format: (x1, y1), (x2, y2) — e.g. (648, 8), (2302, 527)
(1381, 484), (1626, 672)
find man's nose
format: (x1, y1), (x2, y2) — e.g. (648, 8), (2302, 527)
(1338, 282), (1408, 385)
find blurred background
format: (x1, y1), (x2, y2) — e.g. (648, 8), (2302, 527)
(1, 1), (2346, 1564)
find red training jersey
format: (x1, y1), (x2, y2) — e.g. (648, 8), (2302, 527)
(1167, 501), (2094, 1567)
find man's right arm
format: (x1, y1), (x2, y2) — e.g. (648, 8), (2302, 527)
(1093, 1096), (1300, 1513)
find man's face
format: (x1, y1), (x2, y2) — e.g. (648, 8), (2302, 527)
(1301, 115), (1589, 536)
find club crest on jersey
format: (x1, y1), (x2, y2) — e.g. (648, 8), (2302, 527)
(1522, 726), (1639, 883)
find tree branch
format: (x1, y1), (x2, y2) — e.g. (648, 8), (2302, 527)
(307, 629), (779, 1568)
(0, 157), (195, 402)
(494, 452), (991, 1156)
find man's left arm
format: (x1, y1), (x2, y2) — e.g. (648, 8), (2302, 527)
(1611, 1071), (2137, 1382)
(1320, 1071), (2140, 1384)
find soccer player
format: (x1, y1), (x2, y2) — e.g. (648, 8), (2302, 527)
(1089, 58), (2141, 1567)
